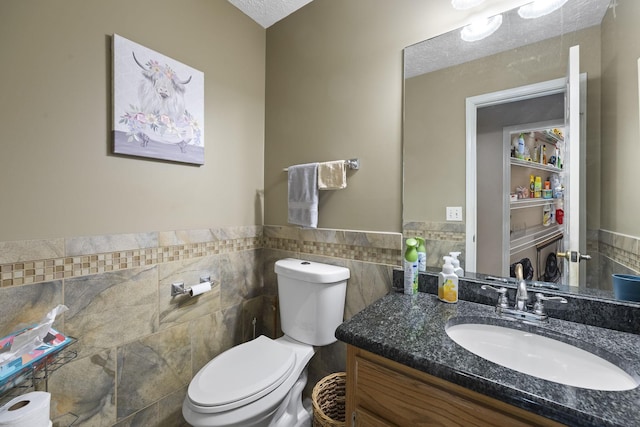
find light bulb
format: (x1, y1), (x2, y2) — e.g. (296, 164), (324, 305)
(460, 14), (503, 42)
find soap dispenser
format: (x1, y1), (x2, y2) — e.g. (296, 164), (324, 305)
(438, 256), (458, 303)
(449, 252), (464, 277)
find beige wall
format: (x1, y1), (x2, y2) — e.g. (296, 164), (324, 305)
(263, 0), (530, 233)
(403, 26), (602, 226)
(601, 0), (640, 237)
(1, 0), (531, 240)
(0, 0), (265, 242)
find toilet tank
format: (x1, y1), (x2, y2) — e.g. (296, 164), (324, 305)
(275, 258), (349, 346)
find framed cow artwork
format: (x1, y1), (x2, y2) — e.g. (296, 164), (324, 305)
(112, 34), (205, 165)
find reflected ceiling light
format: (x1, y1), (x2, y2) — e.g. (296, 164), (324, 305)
(518, 0), (569, 19)
(460, 14), (503, 42)
(451, 0), (486, 10)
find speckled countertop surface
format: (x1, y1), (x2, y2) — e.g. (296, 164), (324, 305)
(335, 292), (640, 427)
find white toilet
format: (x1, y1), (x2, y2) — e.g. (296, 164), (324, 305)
(183, 258), (350, 427)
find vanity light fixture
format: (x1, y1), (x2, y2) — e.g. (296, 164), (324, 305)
(451, 0), (486, 10)
(460, 14), (503, 42)
(518, 0), (569, 19)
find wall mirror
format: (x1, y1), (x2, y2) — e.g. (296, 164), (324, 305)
(403, 0), (640, 302)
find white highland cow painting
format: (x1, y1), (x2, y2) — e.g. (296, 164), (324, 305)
(113, 34), (204, 165)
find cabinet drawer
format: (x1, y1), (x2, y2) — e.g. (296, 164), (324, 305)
(347, 346), (565, 427)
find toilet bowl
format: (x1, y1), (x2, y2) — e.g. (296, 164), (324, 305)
(183, 335), (314, 427)
(183, 258), (350, 427)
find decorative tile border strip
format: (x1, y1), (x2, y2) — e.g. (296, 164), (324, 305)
(1, 225), (411, 286)
(403, 221), (466, 242)
(263, 236), (401, 266)
(0, 236), (262, 288)
(7, 226), (633, 287)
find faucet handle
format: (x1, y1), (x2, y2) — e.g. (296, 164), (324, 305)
(533, 293), (568, 316)
(481, 285), (509, 308)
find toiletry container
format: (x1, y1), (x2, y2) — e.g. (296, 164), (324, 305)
(543, 203), (552, 226)
(404, 238), (419, 295)
(416, 238), (427, 273)
(183, 258), (349, 427)
(555, 199), (564, 225)
(438, 256), (458, 303)
(529, 175), (535, 199)
(516, 134), (525, 159)
(449, 252), (464, 277)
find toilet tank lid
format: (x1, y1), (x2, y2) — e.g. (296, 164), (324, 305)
(275, 258), (350, 283)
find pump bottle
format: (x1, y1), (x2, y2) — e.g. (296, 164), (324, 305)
(449, 252), (464, 277)
(438, 256), (458, 303)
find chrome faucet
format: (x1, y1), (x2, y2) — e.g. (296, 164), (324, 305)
(514, 263), (528, 311)
(481, 263), (567, 323)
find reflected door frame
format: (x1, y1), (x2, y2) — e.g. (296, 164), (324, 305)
(465, 78), (567, 274)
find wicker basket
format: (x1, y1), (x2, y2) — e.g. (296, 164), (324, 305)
(312, 372), (347, 427)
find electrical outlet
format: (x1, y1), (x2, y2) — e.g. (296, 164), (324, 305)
(446, 206), (463, 221)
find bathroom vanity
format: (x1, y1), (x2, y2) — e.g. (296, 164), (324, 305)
(346, 345), (563, 426)
(336, 292), (640, 427)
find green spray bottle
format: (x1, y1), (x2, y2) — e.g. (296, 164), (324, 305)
(403, 238), (419, 295)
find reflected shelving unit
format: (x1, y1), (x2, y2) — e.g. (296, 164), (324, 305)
(503, 122), (566, 280)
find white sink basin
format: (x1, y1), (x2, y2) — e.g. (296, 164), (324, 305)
(446, 322), (638, 391)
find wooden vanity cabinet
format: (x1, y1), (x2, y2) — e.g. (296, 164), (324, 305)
(346, 345), (565, 427)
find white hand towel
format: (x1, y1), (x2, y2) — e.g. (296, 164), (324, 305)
(288, 163), (319, 228)
(318, 160), (347, 190)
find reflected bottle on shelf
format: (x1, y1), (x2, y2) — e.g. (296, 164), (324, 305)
(543, 204), (552, 226)
(529, 175), (535, 199)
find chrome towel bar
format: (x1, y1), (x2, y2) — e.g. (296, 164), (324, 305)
(283, 158), (359, 172)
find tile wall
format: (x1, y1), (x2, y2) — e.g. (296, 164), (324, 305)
(0, 225), (402, 426)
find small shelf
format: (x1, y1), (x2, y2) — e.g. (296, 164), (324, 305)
(510, 157), (562, 173)
(0, 337), (77, 398)
(511, 198), (559, 210)
(0, 337), (79, 426)
(510, 224), (563, 255)
(532, 129), (563, 146)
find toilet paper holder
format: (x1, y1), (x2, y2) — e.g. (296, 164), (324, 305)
(171, 275), (211, 297)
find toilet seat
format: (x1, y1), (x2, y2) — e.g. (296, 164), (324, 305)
(187, 336), (296, 413)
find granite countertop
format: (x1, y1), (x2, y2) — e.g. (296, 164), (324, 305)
(335, 292), (640, 427)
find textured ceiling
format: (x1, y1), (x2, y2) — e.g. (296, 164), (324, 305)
(405, 0), (611, 78)
(228, 0), (314, 28)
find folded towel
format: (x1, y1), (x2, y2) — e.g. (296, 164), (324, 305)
(318, 160), (347, 190)
(288, 163), (319, 228)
